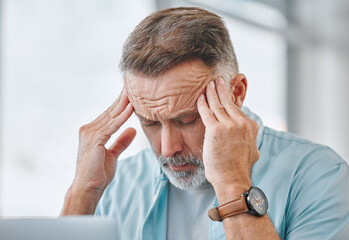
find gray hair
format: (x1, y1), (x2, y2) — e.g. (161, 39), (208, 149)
(120, 7), (239, 82)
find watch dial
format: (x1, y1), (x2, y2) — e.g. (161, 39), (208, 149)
(247, 187), (268, 215)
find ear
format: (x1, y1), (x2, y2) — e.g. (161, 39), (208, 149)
(229, 74), (247, 108)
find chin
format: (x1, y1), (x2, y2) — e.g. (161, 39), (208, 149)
(161, 166), (207, 190)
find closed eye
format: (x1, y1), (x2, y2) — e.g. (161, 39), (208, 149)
(175, 116), (199, 126)
(142, 120), (160, 127)
(136, 112), (200, 127)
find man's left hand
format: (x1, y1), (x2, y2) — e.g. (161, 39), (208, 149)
(197, 77), (260, 201)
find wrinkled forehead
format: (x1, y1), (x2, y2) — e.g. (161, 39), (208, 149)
(124, 61), (214, 120)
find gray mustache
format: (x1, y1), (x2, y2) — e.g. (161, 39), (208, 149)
(158, 154), (203, 167)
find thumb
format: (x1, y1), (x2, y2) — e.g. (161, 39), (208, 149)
(108, 128), (137, 158)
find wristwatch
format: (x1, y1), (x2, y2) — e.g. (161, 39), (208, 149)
(208, 186), (268, 222)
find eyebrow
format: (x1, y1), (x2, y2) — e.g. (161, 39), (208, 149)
(134, 111), (199, 122)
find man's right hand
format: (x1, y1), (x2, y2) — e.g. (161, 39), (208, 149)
(61, 89), (136, 215)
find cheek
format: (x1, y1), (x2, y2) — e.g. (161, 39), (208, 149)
(182, 121), (206, 154)
(141, 125), (162, 154)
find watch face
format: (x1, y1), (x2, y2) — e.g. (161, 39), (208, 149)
(246, 187), (268, 216)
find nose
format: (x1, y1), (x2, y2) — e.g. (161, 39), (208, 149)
(161, 125), (183, 157)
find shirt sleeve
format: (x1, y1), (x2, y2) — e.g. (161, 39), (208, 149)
(285, 147), (349, 239)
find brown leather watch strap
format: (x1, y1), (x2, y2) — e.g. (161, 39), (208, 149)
(208, 196), (249, 222)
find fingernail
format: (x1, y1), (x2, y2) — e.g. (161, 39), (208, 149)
(218, 77), (225, 85)
(209, 81), (215, 89)
(199, 94), (205, 101)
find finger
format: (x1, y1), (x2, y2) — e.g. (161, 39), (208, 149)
(206, 80), (230, 122)
(197, 94), (217, 127)
(101, 103), (134, 136)
(89, 89), (125, 128)
(215, 77), (244, 120)
(92, 90), (130, 130)
(108, 89), (130, 118)
(108, 128), (137, 158)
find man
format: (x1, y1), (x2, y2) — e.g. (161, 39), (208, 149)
(61, 7), (349, 239)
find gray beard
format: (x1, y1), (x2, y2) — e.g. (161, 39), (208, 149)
(157, 153), (207, 190)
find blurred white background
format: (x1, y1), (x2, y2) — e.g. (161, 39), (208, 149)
(0, 0), (348, 216)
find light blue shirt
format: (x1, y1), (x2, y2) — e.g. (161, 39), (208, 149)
(95, 107), (349, 239)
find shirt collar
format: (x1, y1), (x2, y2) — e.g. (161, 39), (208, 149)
(242, 106), (264, 149)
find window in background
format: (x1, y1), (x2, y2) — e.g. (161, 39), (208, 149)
(0, 0), (155, 217)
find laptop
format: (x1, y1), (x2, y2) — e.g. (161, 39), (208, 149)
(0, 216), (119, 240)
